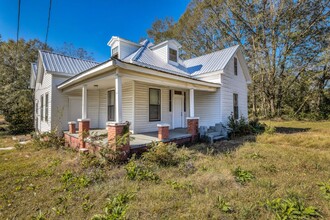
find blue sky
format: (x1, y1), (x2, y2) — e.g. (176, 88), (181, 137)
(0, 0), (190, 61)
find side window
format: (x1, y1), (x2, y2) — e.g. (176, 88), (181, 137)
(45, 93), (49, 122)
(149, 88), (161, 121)
(40, 95), (44, 121)
(107, 90), (115, 121)
(233, 93), (238, 119)
(234, 57), (238, 75)
(169, 48), (177, 62)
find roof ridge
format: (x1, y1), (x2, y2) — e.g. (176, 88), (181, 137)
(130, 40), (150, 62)
(184, 45), (239, 62)
(39, 50), (100, 64)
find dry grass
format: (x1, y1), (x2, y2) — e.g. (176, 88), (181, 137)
(0, 121), (329, 219)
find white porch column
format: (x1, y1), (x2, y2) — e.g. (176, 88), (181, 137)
(189, 88), (195, 117)
(115, 74), (123, 123)
(82, 84), (88, 119)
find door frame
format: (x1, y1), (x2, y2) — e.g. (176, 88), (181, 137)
(172, 91), (184, 128)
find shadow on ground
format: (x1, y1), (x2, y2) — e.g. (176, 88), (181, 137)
(188, 135), (256, 155)
(275, 127), (310, 134)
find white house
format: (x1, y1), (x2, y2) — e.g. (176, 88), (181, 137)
(30, 36), (251, 137)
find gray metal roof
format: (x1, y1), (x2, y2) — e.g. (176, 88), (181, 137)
(39, 50), (99, 75)
(122, 40), (239, 76)
(184, 45), (239, 75)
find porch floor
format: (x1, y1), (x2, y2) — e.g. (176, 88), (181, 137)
(64, 128), (191, 149)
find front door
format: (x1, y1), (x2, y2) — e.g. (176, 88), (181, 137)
(173, 94), (183, 128)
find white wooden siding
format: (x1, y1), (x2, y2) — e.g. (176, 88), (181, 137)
(98, 89), (107, 128)
(34, 66), (52, 132)
(87, 90), (99, 128)
(221, 55), (248, 123)
(122, 81), (134, 131)
(152, 45), (168, 63)
(134, 81), (172, 133)
(194, 89), (221, 127)
(51, 76), (70, 131)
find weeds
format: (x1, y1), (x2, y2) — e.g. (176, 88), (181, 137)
(233, 167), (255, 184)
(143, 142), (180, 166)
(60, 170), (90, 191)
(125, 159), (159, 182)
(32, 130), (64, 149)
(91, 192), (134, 220)
(318, 180), (330, 200)
(265, 125), (276, 135)
(215, 196), (234, 213)
(264, 197), (322, 219)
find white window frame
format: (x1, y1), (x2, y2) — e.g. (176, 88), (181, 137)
(45, 93), (49, 122)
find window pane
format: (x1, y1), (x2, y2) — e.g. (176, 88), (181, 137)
(108, 90), (115, 121)
(150, 89), (160, 105)
(169, 48), (177, 62)
(150, 105), (160, 121)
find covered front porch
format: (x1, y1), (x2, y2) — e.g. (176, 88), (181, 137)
(58, 60), (220, 154)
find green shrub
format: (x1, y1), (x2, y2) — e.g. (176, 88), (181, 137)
(215, 196), (234, 213)
(249, 118), (266, 134)
(264, 197), (322, 219)
(227, 114), (252, 137)
(91, 192), (134, 220)
(143, 142), (181, 166)
(125, 159), (159, 182)
(32, 130), (64, 149)
(233, 167), (255, 184)
(265, 125), (276, 135)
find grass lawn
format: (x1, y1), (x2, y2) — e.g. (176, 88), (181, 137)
(0, 121), (329, 219)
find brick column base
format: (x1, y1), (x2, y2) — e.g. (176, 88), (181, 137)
(187, 117), (199, 142)
(68, 121), (77, 134)
(107, 122), (130, 160)
(157, 123), (170, 141)
(78, 119), (90, 148)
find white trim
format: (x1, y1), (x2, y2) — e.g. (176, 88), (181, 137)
(132, 80), (135, 133)
(77, 118), (90, 122)
(82, 85), (88, 119)
(157, 123), (170, 127)
(115, 74), (123, 123)
(189, 89), (195, 117)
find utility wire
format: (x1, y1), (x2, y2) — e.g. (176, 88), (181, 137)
(44, 0), (52, 49)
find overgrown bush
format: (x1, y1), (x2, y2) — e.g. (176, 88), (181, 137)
(143, 142), (181, 166)
(227, 114), (252, 137)
(32, 130), (64, 149)
(248, 117), (266, 134)
(264, 197), (322, 219)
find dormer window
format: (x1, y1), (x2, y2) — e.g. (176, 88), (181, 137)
(112, 46), (118, 58)
(169, 48), (177, 62)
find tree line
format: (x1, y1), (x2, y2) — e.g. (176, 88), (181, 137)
(147, 0), (330, 120)
(0, 36), (93, 134)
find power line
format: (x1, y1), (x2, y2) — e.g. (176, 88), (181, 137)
(44, 0), (52, 49)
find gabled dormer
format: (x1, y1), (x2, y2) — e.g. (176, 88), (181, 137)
(107, 36), (142, 59)
(150, 39), (182, 66)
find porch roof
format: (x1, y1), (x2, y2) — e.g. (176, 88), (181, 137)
(57, 59), (220, 92)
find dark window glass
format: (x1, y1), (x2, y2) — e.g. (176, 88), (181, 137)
(184, 92), (186, 112)
(169, 48), (177, 62)
(149, 88), (161, 121)
(45, 93), (49, 122)
(234, 57), (238, 75)
(233, 93), (238, 119)
(108, 90), (115, 121)
(169, 90), (172, 112)
(40, 95), (44, 121)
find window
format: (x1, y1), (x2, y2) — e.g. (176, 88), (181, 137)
(169, 90), (172, 112)
(234, 57), (238, 75)
(40, 95), (44, 121)
(45, 93), (49, 122)
(169, 48), (177, 62)
(35, 102), (38, 115)
(112, 46), (118, 58)
(149, 88), (161, 121)
(107, 90), (115, 121)
(233, 93), (239, 120)
(184, 92), (186, 112)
